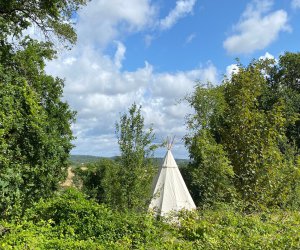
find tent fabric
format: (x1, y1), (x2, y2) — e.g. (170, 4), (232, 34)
(149, 149), (196, 216)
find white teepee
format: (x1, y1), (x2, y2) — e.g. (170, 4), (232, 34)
(149, 141), (196, 216)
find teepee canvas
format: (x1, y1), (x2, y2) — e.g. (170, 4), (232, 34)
(149, 142), (196, 216)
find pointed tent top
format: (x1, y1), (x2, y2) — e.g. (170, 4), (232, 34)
(162, 149), (177, 168)
(166, 136), (175, 150)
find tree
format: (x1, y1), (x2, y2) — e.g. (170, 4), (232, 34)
(0, 0), (87, 216)
(74, 158), (122, 209)
(115, 103), (157, 210)
(186, 58), (300, 209)
(263, 53), (300, 149)
(221, 62), (298, 207)
(0, 39), (76, 216)
(185, 83), (235, 207)
(0, 0), (87, 47)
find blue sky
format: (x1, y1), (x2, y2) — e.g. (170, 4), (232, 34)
(45, 0), (300, 158)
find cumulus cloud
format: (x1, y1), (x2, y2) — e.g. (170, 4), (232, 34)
(292, 0), (300, 9)
(160, 0), (196, 30)
(47, 41), (217, 157)
(76, 0), (157, 47)
(223, 0), (290, 54)
(259, 51), (275, 60)
(150, 65), (217, 99)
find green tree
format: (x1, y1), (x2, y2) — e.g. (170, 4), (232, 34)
(185, 84), (235, 207)
(0, 39), (76, 217)
(0, 0), (87, 46)
(74, 159), (123, 209)
(262, 53), (300, 149)
(186, 59), (300, 209)
(115, 103), (157, 210)
(0, 0), (87, 216)
(222, 62), (299, 207)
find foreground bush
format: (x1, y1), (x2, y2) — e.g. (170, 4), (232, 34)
(0, 189), (299, 249)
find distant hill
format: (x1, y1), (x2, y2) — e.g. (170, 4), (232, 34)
(152, 157), (190, 167)
(69, 155), (190, 167)
(69, 155), (103, 166)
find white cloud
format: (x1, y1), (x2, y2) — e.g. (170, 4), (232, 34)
(259, 51), (275, 60)
(150, 65), (217, 100)
(160, 0), (196, 30)
(114, 41), (126, 69)
(223, 0), (290, 54)
(47, 41), (217, 157)
(72, 134), (119, 156)
(226, 64), (239, 79)
(74, 0), (197, 49)
(76, 0), (157, 47)
(292, 0), (300, 9)
(63, 57), (77, 65)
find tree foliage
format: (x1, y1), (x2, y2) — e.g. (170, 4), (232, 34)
(0, 0), (86, 217)
(222, 62), (299, 207)
(74, 159), (123, 209)
(264, 53), (300, 148)
(115, 103), (157, 210)
(185, 84), (235, 207)
(0, 0), (87, 47)
(75, 104), (158, 211)
(1, 189), (300, 249)
(186, 54), (300, 209)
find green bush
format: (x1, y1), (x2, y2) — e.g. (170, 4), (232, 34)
(21, 188), (169, 248)
(0, 189), (299, 249)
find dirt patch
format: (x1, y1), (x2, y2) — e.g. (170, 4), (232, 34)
(61, 167), (75, 187)
(80, 166), (88, 171)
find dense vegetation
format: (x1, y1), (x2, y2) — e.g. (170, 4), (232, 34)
(0, 189), (299, 249)
(0, 0), (88, 217)
(184, 55), (300, 210)
(1, 0), (300, 249)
